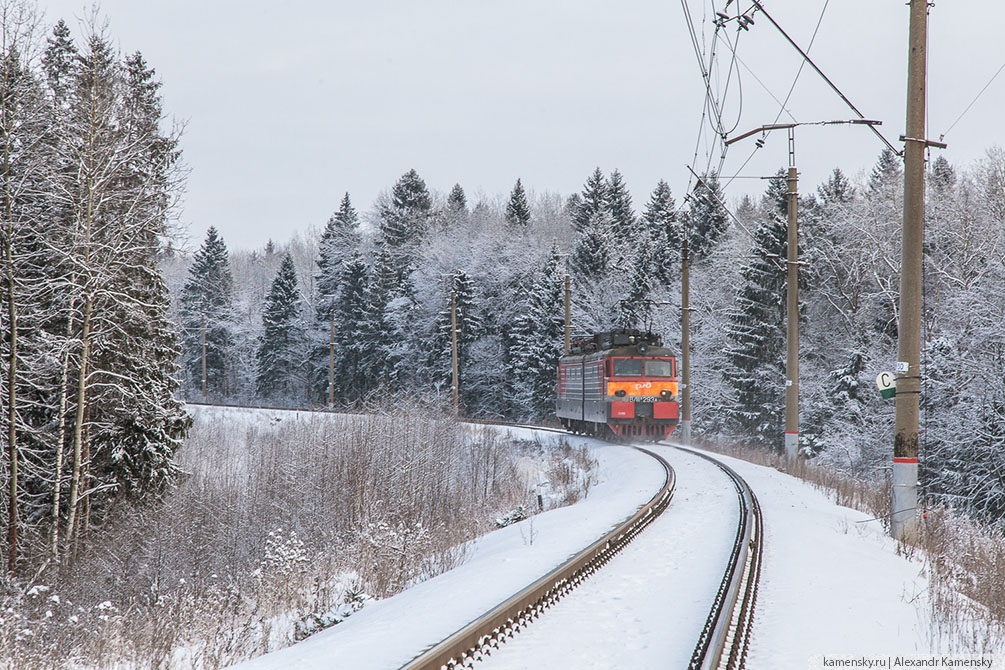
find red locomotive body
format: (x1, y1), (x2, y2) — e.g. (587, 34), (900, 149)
(556, 330), (679, 440)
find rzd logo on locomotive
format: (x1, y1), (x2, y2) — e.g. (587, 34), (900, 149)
(634, 382), (652, 391)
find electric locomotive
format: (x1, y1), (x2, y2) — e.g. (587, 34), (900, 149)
(556, 329), (679, 440)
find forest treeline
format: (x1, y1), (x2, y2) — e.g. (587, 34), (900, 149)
(170, 149), (1005, 527)
(0, 11), (188, 576)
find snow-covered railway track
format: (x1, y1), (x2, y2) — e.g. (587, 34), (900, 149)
(399, 445), (676, 670)
(669, 445), (763, 670)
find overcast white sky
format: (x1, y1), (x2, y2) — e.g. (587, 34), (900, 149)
(42, 1), (1005, 250)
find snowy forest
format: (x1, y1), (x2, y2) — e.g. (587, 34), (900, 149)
(166, 148), (1005, 527)
(0, 0), (1003, 602)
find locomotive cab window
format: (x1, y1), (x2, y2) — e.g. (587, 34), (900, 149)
(644, 360), (673, 377)
(612, 359), (643, 376)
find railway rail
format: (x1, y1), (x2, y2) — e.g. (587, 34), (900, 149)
(401, 428), (764, 670)
(669, 445), (763, 670)
(399, 444), (675, 670)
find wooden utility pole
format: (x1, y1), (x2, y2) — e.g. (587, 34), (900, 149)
(892, 0), (929, 542)
(450, 290), (459, 411)
(201, 313), (207, 401)
(680, 237), (691, 446)
(784, 132), (799, 470)
(564, 274), (571, 354)
(328, 310), (335, 407)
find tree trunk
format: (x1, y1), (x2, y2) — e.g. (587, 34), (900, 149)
(50, 339), (71, 559)
(63, 295), (91, 563)
(4, 231), (17, 576)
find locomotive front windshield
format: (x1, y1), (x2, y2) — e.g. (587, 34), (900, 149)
(644, 360), (673, 377)
(612, 359), (643, 376)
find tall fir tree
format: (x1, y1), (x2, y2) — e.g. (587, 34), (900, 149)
(722, 182), (789, 450)
(380, 168), (432, 259)
(447, 183), (467, 213)
(505, 178), (531, 227)
(685, 173), (728, 262)
(869, 148), (902, 194)
(618, 233), (657, 329)
(570, 214), (611, 282)
(256, 254), (306, 402)
(180, 227), (234, 397)
(313, 193), (361, 398)
(817, 168), (854, 207)
(509, 245), (565, 419)
(330, 252), (371, 403)
(572, 167), (607, 232)
(605, 169), (636, 242)
(642, 179), (679, 282)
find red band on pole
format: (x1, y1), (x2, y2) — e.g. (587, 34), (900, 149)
(893, 457), (918, 464)
(784, 431), (799, 435)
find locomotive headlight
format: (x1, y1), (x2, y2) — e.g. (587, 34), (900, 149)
(615, 389), (627, 397)
(660, 389), (670, 398)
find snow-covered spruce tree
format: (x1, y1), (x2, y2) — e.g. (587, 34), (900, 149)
(180, 227), (234, 399)
(505, 178), (531, 227)
(572, 167), (607, 232)
(684, 172), (728, 263)
(370, 170), (431, 387)
(721, 174), (788, 450)
(605, 169), (635, 244)
(570, 213), (611, 283)
(642, 179), (679, 283)
(618, 233), (657, 329)
(379, 168), (431, 282)
(509, 245), (565, 420)
(256, 253), (306, 403)
(447, 183), (467, 214)
(330, 252), (370, 403)
(440, 182), (468, 230)
(360, 245), (398, 393)
(312, 192), (360, 400)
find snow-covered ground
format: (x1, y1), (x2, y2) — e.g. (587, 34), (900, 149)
(228, 431), (946, 670)
(479, 446), (739, 669)
(706, 448), (936, 667)
(231, 432), (666, 670)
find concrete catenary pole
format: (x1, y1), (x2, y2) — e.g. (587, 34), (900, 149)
(451, 289), (459, 411)
(785, 160), (799, 469)
(328, 310), (335, 407)
(564, 274), (571, 354)
(680, 236), (691, 445)
(201, 313), (207, 401)
(892, 0), (929, 542)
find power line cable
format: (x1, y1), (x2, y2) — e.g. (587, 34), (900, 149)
(749, 0), (901, 156)
(939, 62), (1005, 142)
(767, 0), (830, 128)
(715, 0), (829, 193)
